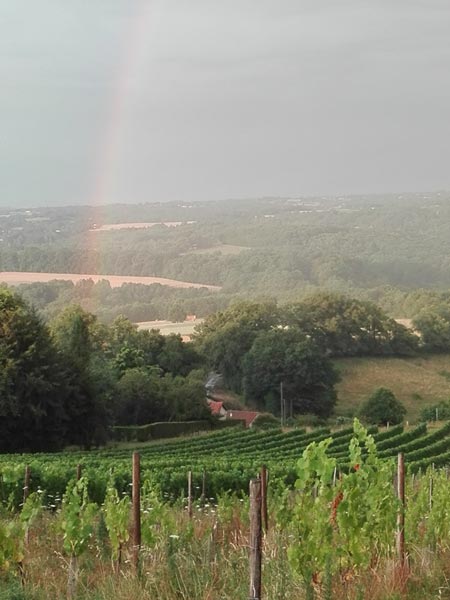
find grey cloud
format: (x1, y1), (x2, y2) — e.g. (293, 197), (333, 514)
(1, 0), (450, 206)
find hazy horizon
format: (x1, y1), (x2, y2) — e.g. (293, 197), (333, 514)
(2, 1), (450, 208)
(3, 188), (450, 213)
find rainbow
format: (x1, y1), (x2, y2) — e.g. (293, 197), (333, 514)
(82, 1), (158, 282)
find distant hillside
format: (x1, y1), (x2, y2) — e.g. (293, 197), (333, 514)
(335, 354), (450, 422)
(6, 194), (450, 323)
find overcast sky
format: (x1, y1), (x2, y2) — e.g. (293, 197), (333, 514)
(1, 0), (450, 207)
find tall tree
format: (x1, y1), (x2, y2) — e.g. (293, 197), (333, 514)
(242, 329), (339, 418)
(50, 306), (114, 448)
(413, 306), (450, 352)
(0, 288), (67, 451)
(194, 301), (279, 392)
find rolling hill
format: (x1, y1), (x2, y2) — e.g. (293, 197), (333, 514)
(335, 354), (450, 422)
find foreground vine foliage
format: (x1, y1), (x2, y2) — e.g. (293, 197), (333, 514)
(2, 421), (450, 598)
(283, 420), (399, 598)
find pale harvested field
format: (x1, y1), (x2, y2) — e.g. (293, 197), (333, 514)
(395, 318), (415, 330)
(136, 319), (204, 336)
(89, 221), (195, 231)
(0, 271), (220, 291)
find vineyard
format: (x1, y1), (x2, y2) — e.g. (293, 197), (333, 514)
(3, 421), (450, 598)
(1, 421), (450, 506)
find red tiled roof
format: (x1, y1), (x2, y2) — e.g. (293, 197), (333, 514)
(225, 410), (259, 428)
(208, 400), (224, 416)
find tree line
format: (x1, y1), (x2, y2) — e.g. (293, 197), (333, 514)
(4, 286), (450, 452)
(194, 294), (420, 419)
(4, 194), (450, 308)
(0, 288), (207, 452)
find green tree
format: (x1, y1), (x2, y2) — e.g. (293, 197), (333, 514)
(108, 314), (140, 349)
(413, 307), (450, 352)
(161, 370), (209, 421)
(284, 293), (418, 357)
(420, 400), (450, 422)
(50, 305), (114, 447)
(0, 288), (67, 451)
(108, 317), (200, 377)
(358, 387), (406, 425)
(194, 301), (279, 392)
(115, 367), (165, 425)
(157, 333), (201, 376)
(114, 367), (208, 425)
(242, 329), (339, 418)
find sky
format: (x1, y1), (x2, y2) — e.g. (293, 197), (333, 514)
(1, 0), (450, 207)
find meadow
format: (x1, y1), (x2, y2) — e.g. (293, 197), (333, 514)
(335, 354), (450, 421)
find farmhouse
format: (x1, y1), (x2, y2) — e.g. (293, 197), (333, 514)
(207, 398), (259, 428)
(207, 399), (226, 417)
(224, 410), (259, 428)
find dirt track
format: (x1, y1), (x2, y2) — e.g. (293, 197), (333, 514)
(0, 271), (221, 291)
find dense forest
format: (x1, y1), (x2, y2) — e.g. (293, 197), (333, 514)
(3, 193), (450, 323)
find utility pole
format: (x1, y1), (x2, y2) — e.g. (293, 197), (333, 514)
(280, 381), (284, 427)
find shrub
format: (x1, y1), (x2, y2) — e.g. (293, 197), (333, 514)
(420, 400), (450, 422)
(294, 413), (328, 427)
(358, 387), (406, 426)
(251, 413), (280, 430)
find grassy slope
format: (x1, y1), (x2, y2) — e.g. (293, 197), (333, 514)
(334, 353), (450, 422)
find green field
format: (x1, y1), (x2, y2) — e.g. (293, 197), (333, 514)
(335, 353), (450, 421)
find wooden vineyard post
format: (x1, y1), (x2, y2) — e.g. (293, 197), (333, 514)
(76, 464), (82, 481)
(187, 470), (193, 518)
(132, 452), (141, 574)
(201, 467), (207, 506)
(23, 465), (31, 547)
(249, 478), (262, 600)
(260, 465), (269, 533)
(20, 464), (32, 582)
(429, 464), (434, 511)
(23, 465), (31, 505)
(396, 453), (406, 568)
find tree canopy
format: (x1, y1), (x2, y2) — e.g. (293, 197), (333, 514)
(193, 295), (417, 417)
(0, 290), (208, 452)
(194, 301), (279, 392)
(242, 329), (338, 417)
(284, 293), (419, 357)
(0, 288), (67, 451)
(358, 388), (406, 426)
